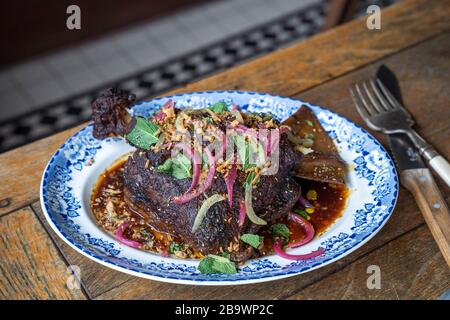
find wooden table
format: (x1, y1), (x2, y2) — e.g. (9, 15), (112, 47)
(1, 0), (449, 300)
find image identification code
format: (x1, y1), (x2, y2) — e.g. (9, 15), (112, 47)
(175, 304), (275, 317)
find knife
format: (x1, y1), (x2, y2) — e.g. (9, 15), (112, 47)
(377, 65), (450, 267)
(389, 133), (450, 266)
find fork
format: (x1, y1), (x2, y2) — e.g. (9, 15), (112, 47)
(350, 78), (450, 188)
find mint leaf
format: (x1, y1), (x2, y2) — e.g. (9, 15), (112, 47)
(156, 153), (192, 179)
(208, 102), (228, 113)
(215, 260), (237, 274)
(269, 223), (290, 239)
(197, 257), (214, 273)
(249, 139), (266, 168)
(220, 252), (231, 259)
(234, 133), (265, 170)
(240, 234), (263, 249)
(197, 255), (237, 274)
(235, 135), (251, 170)
(125, 117), (160, 150)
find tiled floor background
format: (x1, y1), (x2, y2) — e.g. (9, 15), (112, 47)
(0, 0), (395, 152)
(0, 0), (318, 122)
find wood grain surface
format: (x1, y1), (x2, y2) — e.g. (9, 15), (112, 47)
(0, 208), (86, 299)
(0, 0), (449, 300)
(287, 224), (450, 300)
(0, 125), (84, 216)
(401, 168), (450, 266)
(29, 29), (450, 300)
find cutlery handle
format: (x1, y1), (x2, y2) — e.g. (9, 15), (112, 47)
(406, 130), (450, 188)
(402, 168), (450, 267)
(428, 155), (450, 188)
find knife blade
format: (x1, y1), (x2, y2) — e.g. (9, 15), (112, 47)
(375, 65), (404, 104)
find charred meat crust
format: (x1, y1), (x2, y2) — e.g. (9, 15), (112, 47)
(123, 136), (301, 262)
(90, 88), (348, 262)
(92, 88), (135, 139)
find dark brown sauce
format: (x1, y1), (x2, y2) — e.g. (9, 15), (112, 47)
(300, 181), (348, 235)
(91, 160), (348, 259)
(91, 159), (180, 257)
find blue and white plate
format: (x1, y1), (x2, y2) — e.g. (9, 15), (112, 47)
(40, 91), (398, 285)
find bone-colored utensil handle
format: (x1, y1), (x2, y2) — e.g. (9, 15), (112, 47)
(404, 130), (450, 188)
(401, 168), (450, 267)
(428, 155), (450, 188)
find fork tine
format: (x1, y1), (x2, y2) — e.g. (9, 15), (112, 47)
(370, 79), (390, 111)
(354, 83), (377, 116)
(375, 78), (406, 112)
(350, 87), (371, 120)
(362, 81), (384, 113)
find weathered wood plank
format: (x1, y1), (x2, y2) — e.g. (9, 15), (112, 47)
(31, 203), (132, 297)
(168, 0), (450, 96)
(1, 0), (449, 216)
(0, 208), (86, 299)
(0, 125), (84, 216)
(296, 34), (450, 150)
(29, 31), (450, 300)
(287, 224), (450, 300)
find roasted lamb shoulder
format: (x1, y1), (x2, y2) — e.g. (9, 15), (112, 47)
(91, 88), (346, 262)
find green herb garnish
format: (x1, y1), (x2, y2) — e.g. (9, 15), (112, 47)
(197, 254), (237, 274)
(234, 134), (265, 171)
(269, 223), (290, 239)
(254, 112), (272, 120)
(140, 228), (150, 237)
(294, 208), (310, 220)
(235, 135), (251, 170)
(250, 140), (266, 169)
(201, 151), (209, 170)
(169, 241), (183, 253)
(156, 153), (192, 179)
(240, 233), (263, 249)
(125, 117), (161, 150)
(220, 251), (231, 259)
(245, 171), (255, 187)
(306, 133), (315, 140)
(208, 102), (228, 113)
(306, 120), (314, 127)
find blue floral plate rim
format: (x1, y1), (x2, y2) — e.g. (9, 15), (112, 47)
(40, 90), (398, 285)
